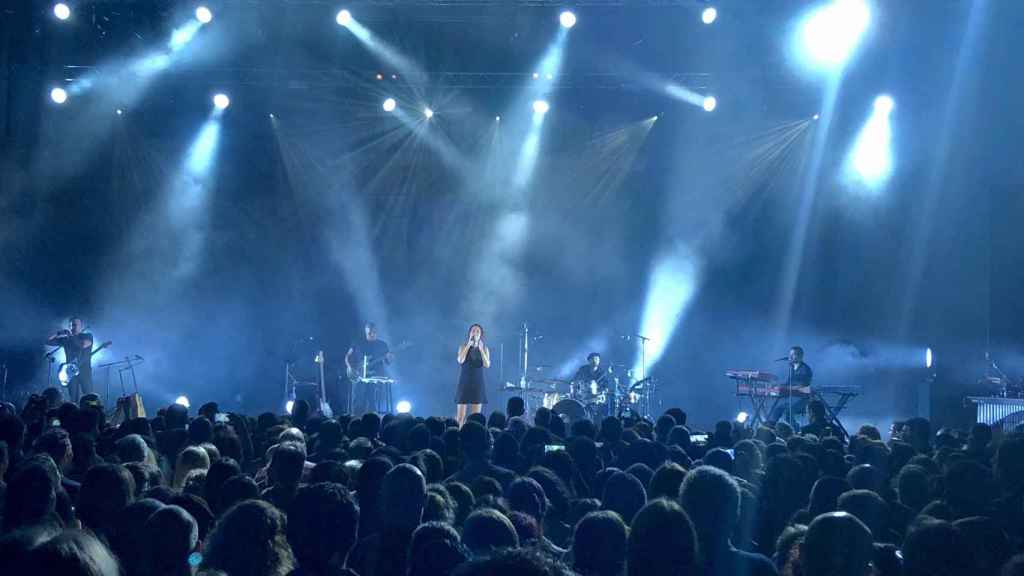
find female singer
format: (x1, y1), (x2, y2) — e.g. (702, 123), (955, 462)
(456, 324), (490, 425)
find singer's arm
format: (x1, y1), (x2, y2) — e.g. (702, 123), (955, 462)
(480, 344), (491, 368)
(47, 331), (68, 345)
(457, 342), (471, 364)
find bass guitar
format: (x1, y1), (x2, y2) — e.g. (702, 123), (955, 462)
(346, 341), (412, 381)
(58, 341), (113, 386)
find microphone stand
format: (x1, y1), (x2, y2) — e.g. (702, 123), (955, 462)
(787, 362), (794, 426)
(45, 346), (61, 389)
(633, 334), (651, 382)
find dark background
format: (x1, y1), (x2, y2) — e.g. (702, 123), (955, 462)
(2, 1), (1022, 429)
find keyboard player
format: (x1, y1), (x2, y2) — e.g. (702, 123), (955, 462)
(769, 346), (814, 425)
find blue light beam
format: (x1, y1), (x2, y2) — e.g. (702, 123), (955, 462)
(632, 248), (700, 378)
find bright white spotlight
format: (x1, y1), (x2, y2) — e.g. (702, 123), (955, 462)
(495, 115), (501, 122)
(532, 100), (550, 114)
(559, 11), (577, 29)
(50, 87), (68, 104)
(116, 108), (123, 115)
(847, 93), (894, 188)
(798, 0), (870, 70)
(53, 3), (71, 20)
(336, 9), (352, 26)
(702, 96), (717, 112)
(702, 6), (718, 24)
(736, 411), (749, 424)
(874, 94), (894, 114)
(382, 98), (397, 112)
(396, 400), (412, 414)
(212, 93), (230, 110)
(175, 395), (190, 408)
(285, 400), (295, 414)
(423, 107), (434, 119)
(195, 6), (213, 24)
(925, 347), (933, 369)
(813, 113), (820, 120)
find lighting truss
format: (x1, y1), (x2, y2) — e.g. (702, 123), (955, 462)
(58, 65), (713, 91)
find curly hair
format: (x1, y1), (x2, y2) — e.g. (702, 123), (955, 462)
(201, 500), (295, 576)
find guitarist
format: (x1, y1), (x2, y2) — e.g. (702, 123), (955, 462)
(345, 322), (393, 414)
(47, 316), (95, 402)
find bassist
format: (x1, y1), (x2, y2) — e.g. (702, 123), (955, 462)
(47, 316), (94, 402)
(345, 322), (392, 414)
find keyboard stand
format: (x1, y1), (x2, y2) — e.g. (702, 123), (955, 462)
(812, 389), (854, 442)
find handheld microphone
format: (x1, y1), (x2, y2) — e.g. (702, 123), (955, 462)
(774, 356), (788, 362)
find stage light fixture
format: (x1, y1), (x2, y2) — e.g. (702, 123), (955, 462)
(269, 112), (275, 119)
(423, 107), (434, 119)
(383, 98), (397, 112)
(195, 6), (213, 24)
(376, 72), (384, 80)
(736, 411), (749, 424)
(813, 113), (820, 120)
(50, 87), (68, 104)
(847, 93), (894, 188)
(213, 93), (230, 110)
(925, 347), (933, 369)
(703, 95), (717, 112)
(702, 6), (718, 24)
(495, 116), (501, 122)
(532, 72), (540, 80)
(175, 395), (190, 408)
(286, 400), (295, 414)
(798, 0), (870, 71)
(532, 100), (550, 114)
(53, 3), (71, 20)
(396, 400), (412, 414)
(545, 73), (554, 80)
(874, 94), (894, 114)
(336, 9), (352, 26)
(559, 10), (577, 29)
(116, 108), (123, 115)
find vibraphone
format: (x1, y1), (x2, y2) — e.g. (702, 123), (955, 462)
(965, 396), (1024, 432)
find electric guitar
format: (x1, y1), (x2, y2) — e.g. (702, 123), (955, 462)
(58, 341), (113, 386)
(346, 341), (412, 381)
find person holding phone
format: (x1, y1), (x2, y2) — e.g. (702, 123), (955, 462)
(456, 324), (490, 425)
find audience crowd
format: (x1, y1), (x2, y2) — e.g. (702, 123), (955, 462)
(2, 391), (1024, 576)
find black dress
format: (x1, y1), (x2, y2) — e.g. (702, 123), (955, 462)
(456, 346), (487, 404)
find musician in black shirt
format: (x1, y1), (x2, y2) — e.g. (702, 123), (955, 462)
(47, 317), (94, 402)
(345, 323), (392, 414)
(573, 353), (609, 389)
(769, 345), (813, 425)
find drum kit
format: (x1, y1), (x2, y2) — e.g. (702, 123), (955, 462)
(503, 365), (657, 424)
(501, 323), (658, 424)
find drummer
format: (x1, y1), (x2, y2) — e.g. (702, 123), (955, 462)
(573, 353), (611, 397)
